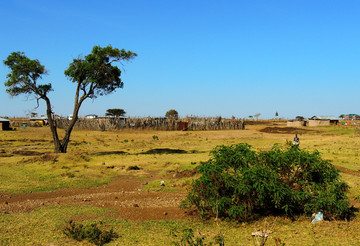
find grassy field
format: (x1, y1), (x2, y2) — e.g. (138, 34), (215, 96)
(1, 122), (360, 245)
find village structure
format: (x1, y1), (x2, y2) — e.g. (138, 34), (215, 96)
(287, 116), (341, 127)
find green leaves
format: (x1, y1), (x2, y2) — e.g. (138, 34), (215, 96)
(64, 45), (137, 99)
(184, 143), (353, 221)
(4, 51), (51, 97)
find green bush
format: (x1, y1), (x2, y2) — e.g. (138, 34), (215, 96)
(170, 226), (225, 246)
(182, 143), (354, 221)
(63, 220), (118, 246)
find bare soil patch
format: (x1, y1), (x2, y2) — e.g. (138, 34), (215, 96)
(0, 172), (193, 222)
(260, 127), (317, 134)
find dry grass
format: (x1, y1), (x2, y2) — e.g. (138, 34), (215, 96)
(1, 122), (360, 245)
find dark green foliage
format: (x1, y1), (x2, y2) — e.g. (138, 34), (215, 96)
(63, 220), (118, 246)
(183, 143), (353, 221)
(105, 108), (126, 117)
(4, 51), (52, 97)
(64, 45), (137, 99)
(166, 109), (179, 119)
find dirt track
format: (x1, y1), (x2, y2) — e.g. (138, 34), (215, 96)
(0, 173), (192, 221)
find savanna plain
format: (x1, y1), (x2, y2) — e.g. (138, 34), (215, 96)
(1, 121), (360, 245)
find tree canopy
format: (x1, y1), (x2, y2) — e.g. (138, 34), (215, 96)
(4, 52), (52, 99)
(165, 109), (178, 119)
(4, 45), (137, 153)
(105, 108), (126, 117)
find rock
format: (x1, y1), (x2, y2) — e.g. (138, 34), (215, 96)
(160, 180), (165, 186)
(163, 212), (168, 215)
(133, 203), (139, 207)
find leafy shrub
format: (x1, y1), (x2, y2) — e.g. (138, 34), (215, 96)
(63, 220), (118, 246)
(182, 143), (354, 221)
(170, 226), (224, 246)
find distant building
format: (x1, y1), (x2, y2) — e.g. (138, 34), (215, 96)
(85, 114), (98, 119)
(344, 114), (360, 120)
(29, 114), (48, 126)
(0, 117), (11, 130)
(308, 116), (340, 126)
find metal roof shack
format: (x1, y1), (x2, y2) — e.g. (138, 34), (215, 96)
(0, 117), (12, 130)
(308, 116), (340, 126)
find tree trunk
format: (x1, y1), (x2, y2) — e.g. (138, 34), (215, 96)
(58, 94), (86, 153)
(44, 97), (64, 153)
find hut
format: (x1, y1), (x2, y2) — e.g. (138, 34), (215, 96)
(0, 117), (11, 130)
(308, 116), (340, 126)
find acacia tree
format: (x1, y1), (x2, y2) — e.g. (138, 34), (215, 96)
(105, 108), (126, 117)
(4, 45), (137, 153)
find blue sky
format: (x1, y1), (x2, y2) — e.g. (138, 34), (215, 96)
(1, 0), (359, 119)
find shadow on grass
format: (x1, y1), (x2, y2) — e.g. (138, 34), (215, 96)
(92, 149), (205, 156)
(92, 151), (128, 156)
(141, 148), (188, 154)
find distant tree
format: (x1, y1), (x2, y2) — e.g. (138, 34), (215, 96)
(4, 45), (137, 153)
(254, 113), (261, 120)
(106, 108), (126, 117)
(165, 109), (178, 119)
(248, 115), (253, 119)
(339, 114), (345, 119)
(296, 116), (305, 121)
(275, 111), (279, 117)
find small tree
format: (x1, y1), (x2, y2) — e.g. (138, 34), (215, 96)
(254, 113), (261, 120)
(296, 116), (305, 121)
(275, 111), (279, 117)
(166, 109), (178, 119)
(339, 114), (345, 119)
(105, 108), (126, 117)
(4, 45), (137, 153)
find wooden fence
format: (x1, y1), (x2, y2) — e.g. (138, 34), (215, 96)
(56, 117), (245, 131)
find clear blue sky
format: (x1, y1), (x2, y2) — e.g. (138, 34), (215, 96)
(1, 0), (359, 119)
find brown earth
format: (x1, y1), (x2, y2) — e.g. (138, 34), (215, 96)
(0, 171), (196, 222)
(259, 127), (318, 134)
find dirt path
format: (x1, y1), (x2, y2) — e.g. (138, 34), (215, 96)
(1, 165), (357, 222)
(0, 173), (192, 221)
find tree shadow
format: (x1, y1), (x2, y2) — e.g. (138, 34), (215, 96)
(92, 151), (128, 156)
(141, 148), (188, 154)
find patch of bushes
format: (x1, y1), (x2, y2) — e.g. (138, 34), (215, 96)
(62, 220), (118, 246)
(170, 226), (225, 246)
(182, 143), (354, 221)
